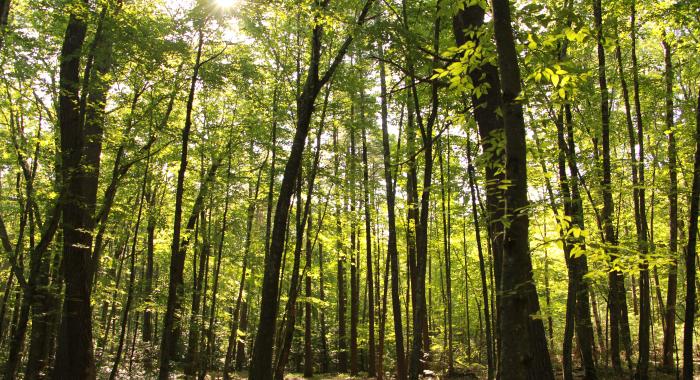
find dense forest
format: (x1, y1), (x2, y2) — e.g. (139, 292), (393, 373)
(0, 0), (699, 379)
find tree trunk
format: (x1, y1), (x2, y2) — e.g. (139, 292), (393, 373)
(274, 111), (324, 379)
(158, 26), (205, 379)
(349, 121), (359, 376)
(223, 168), (260, 379)
(52, 1), (96, 377)
(406, 3), (440, 377)
(318, 242), (330, 373)
(629, 5), (651, 378)
(304, 213), (314, 378)
(108, 162), (148, 380)
(594, 0), (632, 371)
(491, 0), (554, 378)
(334, 122), (348, 373)
(438, 134), (453, 375)
(466, 137), (494, 379)
(185, 206), (209, 376)
(377, 41), (407, 380)
(452, 4), (506, 364)
(661, 36), (678, 371)
(247, 2), (374, 377)
(361, 91), (376, 377)
(682, 89), (700, 380)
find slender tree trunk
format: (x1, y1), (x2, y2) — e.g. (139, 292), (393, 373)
(185, 206), (209, 376)
(377, 42), (407, 380)
(223, 168), (260, 379)
(438, 135), (453, 375)
(407, 3), (440, 377)
(594, 0), (632, 371)
(564, 106), (598, 380)
(247, 2), (374, 376)
(158, 26), (205, 379)
(334, 123), (348, 373)
(274, 112), (324, 379)
(629, 4), (651, 377)
(318, 242), (330, 373)
(108, 162), (148, 380)
(360, 97), (377, 377)
(349, 122), (359, 376)
(204, 154), (232, 375)
(303, 213), (314, 378)
(661, 36), (678, 371)
(466, 137), (494, 379)
(682, 90), (700, 380)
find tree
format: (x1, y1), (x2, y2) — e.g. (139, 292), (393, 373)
(490, 0), (554, 378)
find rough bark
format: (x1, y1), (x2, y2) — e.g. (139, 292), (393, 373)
(491, 0), (554, 378)
(52, 1), (96, 377)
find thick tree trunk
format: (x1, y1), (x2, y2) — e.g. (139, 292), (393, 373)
(52, 1), (95, 377)
(491, 0), (553, 378)
(0, 0), (10, 46)
(452, 5), (505, 365)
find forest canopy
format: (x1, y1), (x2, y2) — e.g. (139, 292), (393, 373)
(0, 0), (699, 379)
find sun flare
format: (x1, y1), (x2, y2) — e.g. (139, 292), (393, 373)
(214, 0), (239, 8)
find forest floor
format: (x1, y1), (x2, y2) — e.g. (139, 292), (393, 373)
(217, 368), (682, 380)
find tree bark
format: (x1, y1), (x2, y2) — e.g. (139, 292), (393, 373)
(158, 25), (205, 379)
(594, 0), (631, 371)
(629, 5), (651, 378)
(247, 2), (374, 377)
(452, 5), (506, 364)
(661, 36), (678, 371)
(466, 137), (494, 379)
(52, 1), (96, 377)
(108, 161), (148, 380)
(682, 89), (700, 380)
(378, 41), (407, 380)
(361, 91), (376, 377)
(491, 0), (554, 378)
